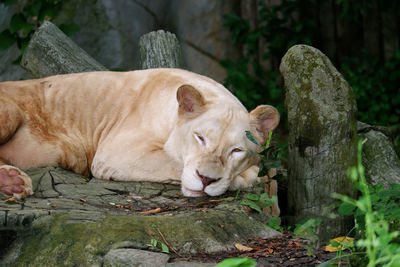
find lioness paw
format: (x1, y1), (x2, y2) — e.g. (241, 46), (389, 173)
(0, 165), (33, 199)
(229, 165), (260, 191)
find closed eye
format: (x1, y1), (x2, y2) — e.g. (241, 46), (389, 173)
(230, 148), (244, 156)
(194, 133), (206, 145)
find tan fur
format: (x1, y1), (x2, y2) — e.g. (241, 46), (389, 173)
(0, 69), (279, 199)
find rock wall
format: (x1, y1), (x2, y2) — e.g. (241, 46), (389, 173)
(0, 0), (239, 83)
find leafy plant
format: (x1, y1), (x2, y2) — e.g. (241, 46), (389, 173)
(241, 192), (276, 214)
(292, 218), (322, 255)
(245, 131), (280, 177)
(150, 238), (169, 254)
(222, 1), (400, 156)
(341, 50), (400, 127)
(0, 0), (79, 62)
(243, 130), (283, 230)
(320, 140), (400, 266)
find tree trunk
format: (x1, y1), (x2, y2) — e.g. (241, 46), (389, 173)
(138, 30), (182, 69)
(280, 44), (358, 244)
(21, 21), (107, 77)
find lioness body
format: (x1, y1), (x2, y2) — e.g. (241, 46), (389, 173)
(0, 69), (279, 199)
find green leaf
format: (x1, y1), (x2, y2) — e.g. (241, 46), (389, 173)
(330, 240), (341, 247)
(316, 259), (336, 267)
(0, 30), (16, 50)
(257, 163), (269, 177)
(9, 14), (32, 38)
(245, 131), (260, 146)
(160, 242), (169, 253)
(59, 23), (80, 36)
(259, 193), (276, 208)
(25, 1), (42, 17)
(150, 239), (157, 247)
(245, 193), (259, 201)
(338, 202), (356, 215)
(219, 196), (235, 201)
(267, 216), (282, 231)
(9, 14), (26, 34)
(216, 257), (256, 267)
(241, 199), (261, 213)
(265, 131), (273, 148)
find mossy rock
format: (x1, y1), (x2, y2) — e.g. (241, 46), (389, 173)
(0, 167), (279, 266)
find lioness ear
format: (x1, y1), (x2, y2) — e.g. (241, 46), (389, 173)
(250, 105), (280, 144)
(177, 85), (205, 117)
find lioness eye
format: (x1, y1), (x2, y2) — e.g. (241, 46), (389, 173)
(231, 148), (243, 153)
(194, 133), (206, 145)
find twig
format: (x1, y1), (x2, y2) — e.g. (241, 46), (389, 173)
(156, 228), (182, 257)
(138, 207), (162, 215)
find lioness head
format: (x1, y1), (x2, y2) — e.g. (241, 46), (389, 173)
(165, 84), (280, 197)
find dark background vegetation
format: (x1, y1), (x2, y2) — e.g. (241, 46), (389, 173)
(222, 0), (400, 155)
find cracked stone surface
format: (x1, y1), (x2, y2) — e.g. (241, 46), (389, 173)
(0, 167), (279, 266)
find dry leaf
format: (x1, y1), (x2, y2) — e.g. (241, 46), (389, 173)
(4, 197), (18, 204)
(234, 243), (253, 252)
(324, 236), (354, 252)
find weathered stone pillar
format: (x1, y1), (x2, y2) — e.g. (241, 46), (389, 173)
(21, 21), (107, 77)
(280, 45), (357, 243)
(139, 30), (182, 69)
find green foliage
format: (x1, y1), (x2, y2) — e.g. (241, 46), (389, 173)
(245, 131), (280, 177)
(241, 192), (276, 213)
(215, 257), (256, 267)
(222, 0), (317, 119)
(222, 0), (400, 150)
(293, 218), (322, 253)
(0, 0), (79, 61)
(150, 238), (169, 254)
(341, 51), (400, 127)
(329, 140), (400, 267)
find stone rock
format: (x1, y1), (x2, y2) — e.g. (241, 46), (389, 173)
(281, 44), (357, 243)
(167, 0), (240, 83)
(0, 167), (280, 266)
(22, 21), (107, 77)
(103, 249), (169, 267)
(1, 1), (238, 83)
(357, 122), (400, 187)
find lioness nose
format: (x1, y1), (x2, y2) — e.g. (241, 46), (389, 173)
(197, 170), (220, 187)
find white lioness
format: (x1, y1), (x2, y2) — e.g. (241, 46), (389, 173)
(0, 69), (279, 200)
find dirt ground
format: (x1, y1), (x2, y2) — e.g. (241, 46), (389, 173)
(171, 232), (339, 267)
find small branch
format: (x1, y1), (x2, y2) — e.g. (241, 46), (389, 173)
(156, 228), (181, 257)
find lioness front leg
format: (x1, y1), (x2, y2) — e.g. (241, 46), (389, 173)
(229, 165), (260, 190)
(0, 164), (33, 199)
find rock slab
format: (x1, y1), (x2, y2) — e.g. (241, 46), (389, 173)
(0, 167), (279, 266)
